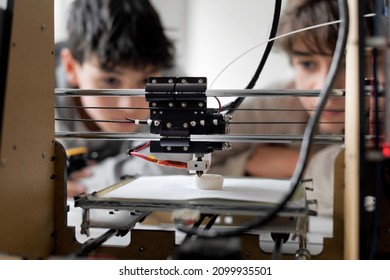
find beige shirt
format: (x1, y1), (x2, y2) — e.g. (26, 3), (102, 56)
(211, 95), (310, 176)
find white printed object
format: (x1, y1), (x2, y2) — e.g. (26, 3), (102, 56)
(194, 174), (224, 190)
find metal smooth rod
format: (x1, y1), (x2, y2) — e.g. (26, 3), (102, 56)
(55, 88), (345, 97)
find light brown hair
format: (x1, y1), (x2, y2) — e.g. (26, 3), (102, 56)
(276, 0), (374, 56)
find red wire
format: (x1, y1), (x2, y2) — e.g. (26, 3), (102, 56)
(214, 96), (222, 113)
(130, 149), (187, 169)
(133, 142), (150, 153)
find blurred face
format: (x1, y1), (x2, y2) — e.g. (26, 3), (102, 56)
(66, 54), (160, 133)
(290, 43), (345, 134)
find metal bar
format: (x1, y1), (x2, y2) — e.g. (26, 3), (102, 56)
(55, 88), (345, 97)
(75, 229), (118, 257)
(55, 117), (350, 125)
(55, 88), (146, 96)
(55, 131), (344, 144)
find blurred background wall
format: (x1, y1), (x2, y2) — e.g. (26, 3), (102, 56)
(54, 0), (292, 90)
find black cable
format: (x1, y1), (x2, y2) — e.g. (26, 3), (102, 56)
(182, 214), (218, 242)
(175, 0), (349, 238)
(204, 215), (219, 230)
(271, 233), (290, 260)
(183, 215), (207, 242)
(372, 0), (383, 149)
(222, 0), (282, 115)
(368, 48), (380, 260)
(287, 0), (348, 198)
(367, 0), (384, 260)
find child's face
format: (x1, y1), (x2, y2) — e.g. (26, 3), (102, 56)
(68, 55), (160, 133)
(290, 43), (345, 134)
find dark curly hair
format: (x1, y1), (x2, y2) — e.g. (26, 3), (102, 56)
(66, 0), (174, 70)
